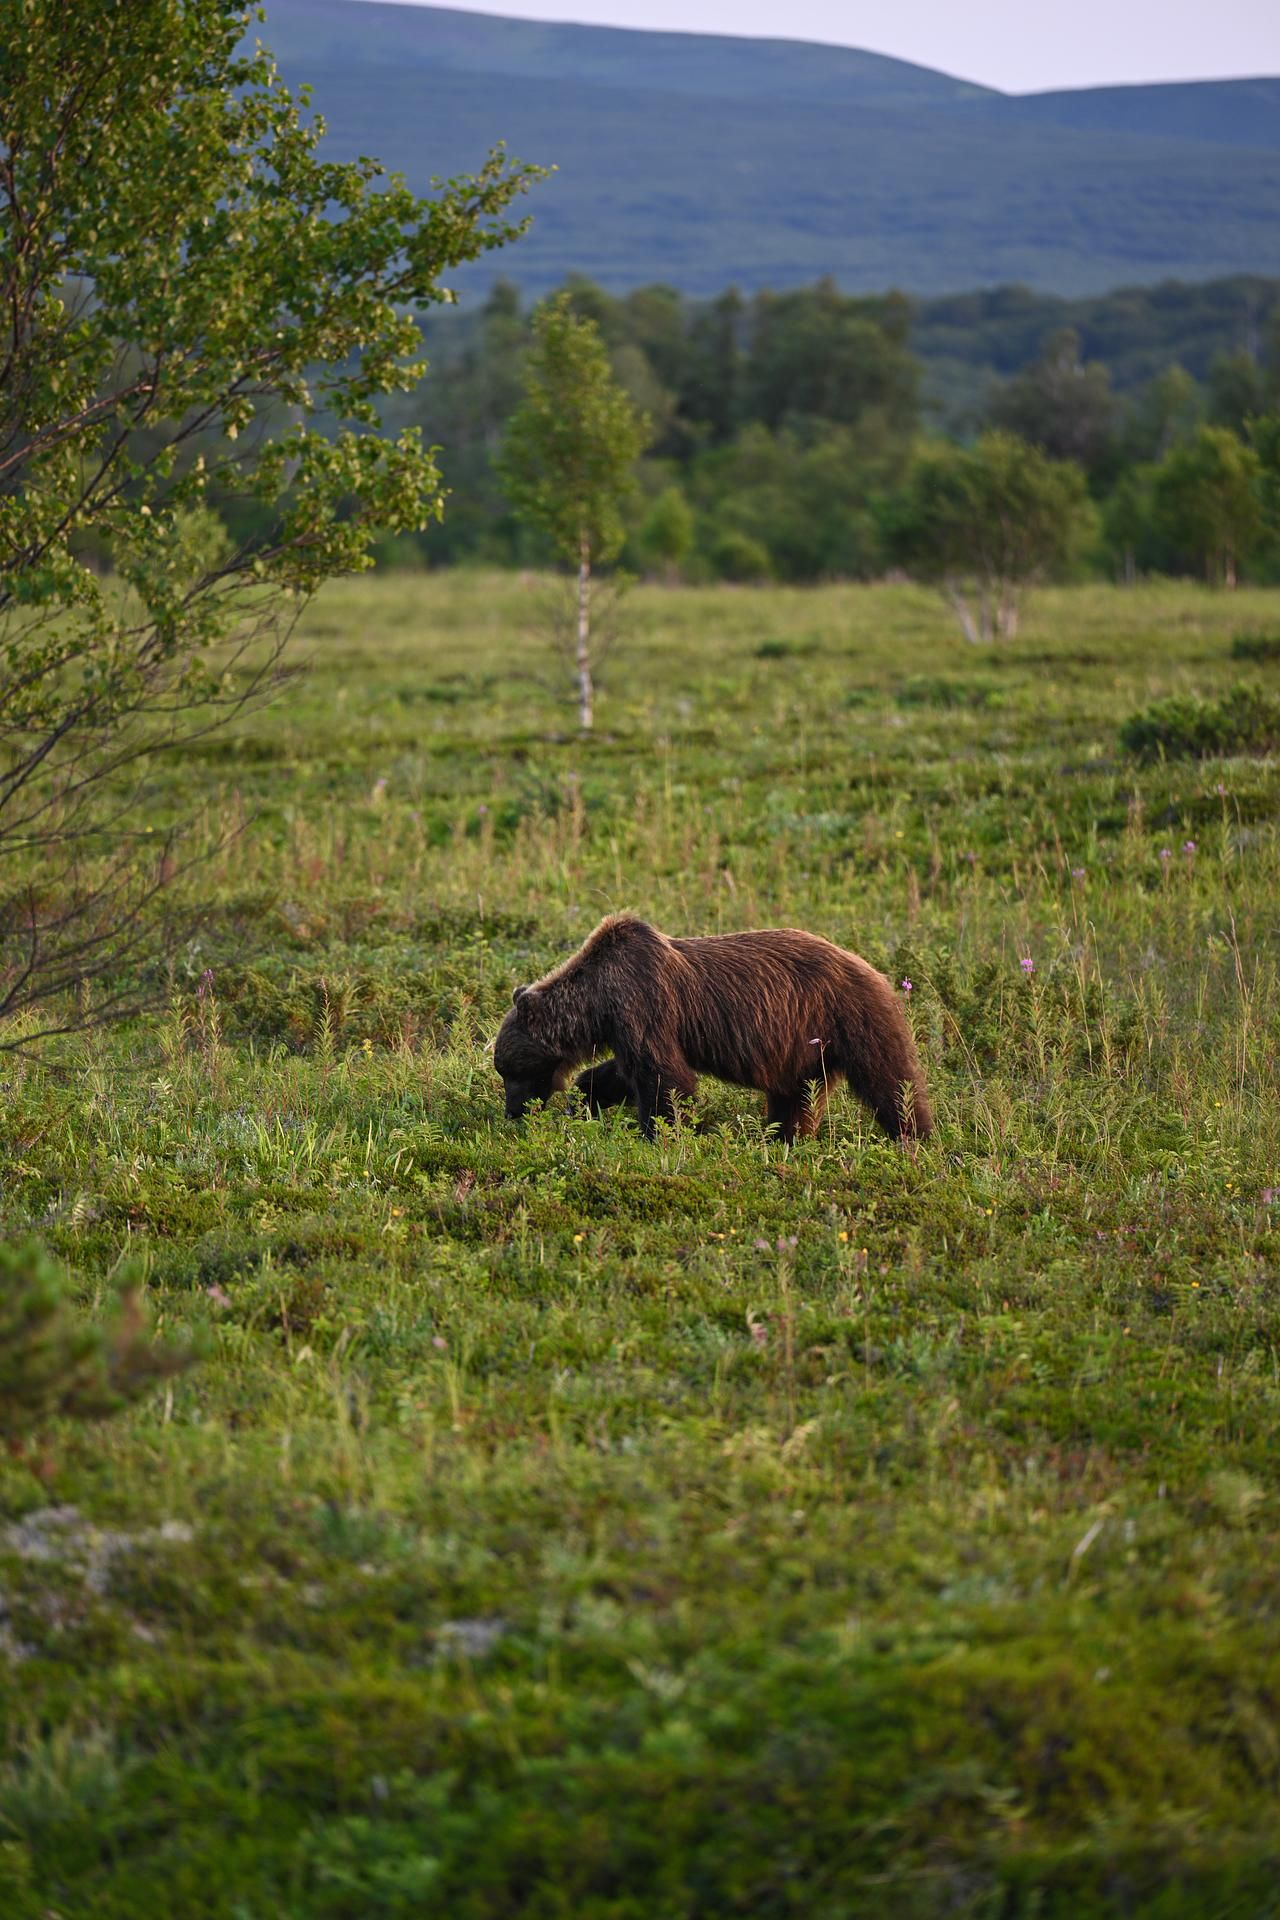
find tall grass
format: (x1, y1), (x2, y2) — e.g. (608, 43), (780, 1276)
(1, 575), (1279, 1917)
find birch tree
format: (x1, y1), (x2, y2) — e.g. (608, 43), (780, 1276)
(888, 433), (1093, 641)
(499, 295), (648, 728)
(0, 0), (538, 1041)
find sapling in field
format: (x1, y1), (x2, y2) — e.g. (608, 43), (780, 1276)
(499, 294), (650, 728)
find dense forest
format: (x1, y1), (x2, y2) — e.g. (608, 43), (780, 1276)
(338, 274), (1280, 585)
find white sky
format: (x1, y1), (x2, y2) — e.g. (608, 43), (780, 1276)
(357, 0), (1280, 94)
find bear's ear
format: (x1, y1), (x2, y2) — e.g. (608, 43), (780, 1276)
(512, 984), (530, 1008)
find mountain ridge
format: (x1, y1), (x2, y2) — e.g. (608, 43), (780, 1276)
(252, 1), (1280, 296)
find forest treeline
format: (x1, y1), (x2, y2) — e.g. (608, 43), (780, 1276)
(229, 274), (1280, 587)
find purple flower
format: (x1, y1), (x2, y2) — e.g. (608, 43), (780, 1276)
(1071, 867), (1085, 881)
(1183, 840), (1196, 855)
(206, 1282), (232, 1310)
(900, 977), (913, 995)
(432, 1335), (448, 1350)
(1263, 1188), (1279, 1206)
(776, 1234), (798, 1251)
(753, 1237), (770, 1251)
(197, 967), (214, 999)
(1020, 956), (1035, 975)
(1159, 848), (1172, 863)
(1215, 783), (1227, 798)
(477, 804), (489, 816)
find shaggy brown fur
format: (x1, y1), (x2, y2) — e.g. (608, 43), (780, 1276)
(493, 915), (932, 1145)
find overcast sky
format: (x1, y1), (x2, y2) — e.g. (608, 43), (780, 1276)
(361, 0), (1280, 94)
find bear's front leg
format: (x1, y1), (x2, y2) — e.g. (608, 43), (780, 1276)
(574, 1059), (634, 1116)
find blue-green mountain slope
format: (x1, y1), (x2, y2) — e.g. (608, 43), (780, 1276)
(254, 1), (1280, 296)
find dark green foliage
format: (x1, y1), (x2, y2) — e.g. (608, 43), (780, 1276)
(634, 486), (695, 579)
(374, 272), (1280, 591)
(0, 1241), (193, 1446)
(984, 327), (1118, 476)
(885, 433), (1095, 638)
(896, 673), (1004, 709)
(914, 278), (1280, 413)
(394, 278), (920, 581)
(1150, 427), (1265, 585)
(708, 528), (773, 582)
(1120, 683), (1280, 760)
(1231, 631), (1280, 662)
(499, 295), (650, 571)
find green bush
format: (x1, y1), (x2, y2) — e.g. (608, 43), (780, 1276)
(0, 1241), (194, 1448)
(1119, 683), (1280, 761)
(707, 528), (772, 582)
(1230, 630), (1280, 662)
(896, 673), (1005, 710)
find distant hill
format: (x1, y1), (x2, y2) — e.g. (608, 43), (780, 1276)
(253, 0), (1280, 297)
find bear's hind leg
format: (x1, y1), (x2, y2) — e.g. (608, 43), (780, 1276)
(629, 1055), (697, 1141)
(766, 1080), (828, 1144)
(841, 1049), (931, 1143)
(765, 1090), (804, 1144)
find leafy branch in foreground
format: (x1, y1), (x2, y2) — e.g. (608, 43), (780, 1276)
(0, 0), (541, 1042)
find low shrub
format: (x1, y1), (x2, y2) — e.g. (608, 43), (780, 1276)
(896, 674), (1005, 710)
(1119, 683), (1280, 761)
(0, 1241), (194, 1448)
(1230, 631), (1280, 662)
(707, 529), (772, 583)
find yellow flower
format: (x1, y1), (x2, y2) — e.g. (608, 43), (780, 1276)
(838, 1230), (848, 1242)
(572, 1233), (585, 1245)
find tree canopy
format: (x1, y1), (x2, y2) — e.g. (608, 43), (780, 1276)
(0, 0), (538, 1036)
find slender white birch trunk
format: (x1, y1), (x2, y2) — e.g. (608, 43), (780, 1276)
(946, 582), (979, 645)
(576, 532), (593, 729)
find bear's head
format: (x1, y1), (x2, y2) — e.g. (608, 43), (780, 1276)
(493, 986), (572, 1120)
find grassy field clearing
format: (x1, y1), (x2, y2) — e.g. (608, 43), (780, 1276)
(3, 574), (1280, 1916)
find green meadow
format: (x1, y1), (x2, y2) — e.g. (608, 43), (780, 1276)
(3, 573), (1280, 1917)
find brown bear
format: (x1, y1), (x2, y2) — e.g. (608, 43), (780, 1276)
(493, 914), (932, 1145)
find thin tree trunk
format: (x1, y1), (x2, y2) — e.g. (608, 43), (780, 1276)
(997, 585), (1019, 639)
(576, 534), (593, 729)
(945, 581), (979, 645)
